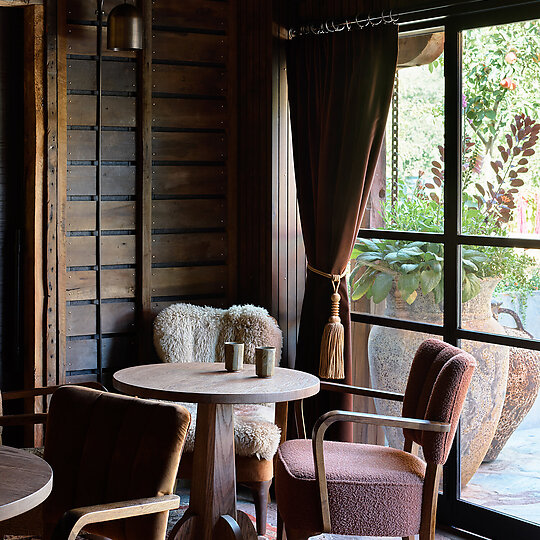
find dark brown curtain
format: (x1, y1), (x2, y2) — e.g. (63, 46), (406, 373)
(287, 25), (398, 440)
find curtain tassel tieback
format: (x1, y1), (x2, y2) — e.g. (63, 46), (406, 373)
(308, 264), (346, 380)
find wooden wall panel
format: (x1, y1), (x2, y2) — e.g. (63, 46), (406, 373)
(152, 0), (228, 30)
(67, 165), (135, 196)
(55, 0), (236, 386)
(270, 0), (306, 370)
(152, 166), (226, 195)
(151, 132), (226, 162)
(152, 65), (226, 96)
(66, 235), (136, 266)
(152, 233), (226, 264)
(66, 201), (136, 231)
(68, 59), (136, 92)
(67, 302), (136, 336)
(67, 25), (136, 58)
(67, 131), (136, 161)
(149, 0), (234, 335)
(66, 269), (136, 301)
(153, 32), (226, 63)
(68, 95), (136, 127)
(152, 200), (225, 230)
(151, 266), (227, 297)
(152, 98), (226, 129)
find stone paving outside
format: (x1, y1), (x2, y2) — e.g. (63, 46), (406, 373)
(462, 393), (540, 525)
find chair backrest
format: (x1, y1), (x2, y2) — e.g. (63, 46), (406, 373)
(43, 385), (190, 540)
(402, 338), (476, 465)
(153, 303), (283, 365)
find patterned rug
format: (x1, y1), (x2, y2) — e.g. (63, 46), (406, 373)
(5, 486), (278, 540)
(167, 484), (278, 540)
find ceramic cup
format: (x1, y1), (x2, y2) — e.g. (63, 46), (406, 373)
(224, 342), (244, 372)
(255, 346), (275, 378)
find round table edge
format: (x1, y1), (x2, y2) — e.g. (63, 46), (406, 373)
(0, 451), (53, 521)
(113, 373), (320, 404)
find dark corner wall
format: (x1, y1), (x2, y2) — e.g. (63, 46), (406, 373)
(0, 8), (25, 391)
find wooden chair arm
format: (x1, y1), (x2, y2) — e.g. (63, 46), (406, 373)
(2, 382), (107, 401)
(51, 494), (180, 540)
(311, 410), (450, 533)
(320, 381), (404, 402)
(0, 412), (48, 427)
(292, 383), (404, 440)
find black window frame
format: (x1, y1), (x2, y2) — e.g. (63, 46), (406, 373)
(352, 2), (540, 538)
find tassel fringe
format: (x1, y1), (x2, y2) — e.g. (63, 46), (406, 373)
(319, 292), (345, 379)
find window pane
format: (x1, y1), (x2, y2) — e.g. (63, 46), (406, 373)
(350, 322), (442, 444)
(359, 33), (445, 234)
(460, 246), (540, 340)
(460, 339), (540, 525)
(462, 20), (540, 239)
(349, 239), (444, 323)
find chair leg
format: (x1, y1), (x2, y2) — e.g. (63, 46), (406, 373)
(277, 509), (285, 540)
(419, 463), (442, 540)
(244, 479), (272, 536)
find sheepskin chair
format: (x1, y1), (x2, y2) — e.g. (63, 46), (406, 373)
(153, 302), (284, 535)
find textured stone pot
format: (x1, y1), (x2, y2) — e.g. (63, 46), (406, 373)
(483, 326), (540, 462)
(368, 278), (509, 486)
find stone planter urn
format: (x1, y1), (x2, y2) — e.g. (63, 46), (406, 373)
(368, 278), (509, 486)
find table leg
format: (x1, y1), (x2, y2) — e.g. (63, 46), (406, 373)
(169, 403), (257, 540)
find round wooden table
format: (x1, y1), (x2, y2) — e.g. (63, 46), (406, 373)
(0, 445), (53, 521)
(113, 362), (320, 540)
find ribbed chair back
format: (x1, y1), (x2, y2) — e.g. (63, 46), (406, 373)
(402, 338), (476, 464)
(43, 385), (190, 540)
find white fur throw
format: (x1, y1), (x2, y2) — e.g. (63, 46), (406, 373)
(153, 303), (283, 365)
(153, 303), (284, 460)
(179, 402), (280, 461)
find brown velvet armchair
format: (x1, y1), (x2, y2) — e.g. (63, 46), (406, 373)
(275, 339), (476, 540)
(0, 385), (191, 540)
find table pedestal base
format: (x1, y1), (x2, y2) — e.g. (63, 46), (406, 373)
(169, 403), (257, 540)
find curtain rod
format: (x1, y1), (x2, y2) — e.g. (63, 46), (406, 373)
(288, 0), (540, 39)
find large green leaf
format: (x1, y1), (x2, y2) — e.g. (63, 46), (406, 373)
(371, 273), (394, 304)
(420, 269), (441, 294)
(351, 271), (377, 300)
(397, 273), (420, 299)
(400, 263), (420, 274)
(462, 273), (482, 302)
(356, 252), (382, 263)
(398, 246), (425, 257)
(355, 239), (379, 252)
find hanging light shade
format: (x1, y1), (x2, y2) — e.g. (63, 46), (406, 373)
(107, 2), (142, 51)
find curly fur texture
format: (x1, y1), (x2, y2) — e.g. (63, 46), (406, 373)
(153, 303), (283, 365)
(153, 303), (284, 459)
(179, 402), (281, 461)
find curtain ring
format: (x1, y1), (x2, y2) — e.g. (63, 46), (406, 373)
(325, 21), (333, 33)
(391, 10), (400, 24)
(369, 14), (382, 26)
(355, 15), (367, 29)
(382, 10), (392, 24)
(332, 20), (344, 32)
(345, 19), (351, 31)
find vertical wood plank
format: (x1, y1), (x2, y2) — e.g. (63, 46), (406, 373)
(57, 0), (67, 384)
(136, 0), (152, 365)
(23, 4), (45, 444)
(227, 0), (238, 305)
(46, 0), (59, 388)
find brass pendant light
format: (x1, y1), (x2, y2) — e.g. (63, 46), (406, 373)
(107, 1), (142, 51)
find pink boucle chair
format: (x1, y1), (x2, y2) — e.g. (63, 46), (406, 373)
(275, 338), (476, 540)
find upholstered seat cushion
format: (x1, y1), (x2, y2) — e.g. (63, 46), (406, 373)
(275, 439), (426, 537)
(179, 402), (280, 461)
